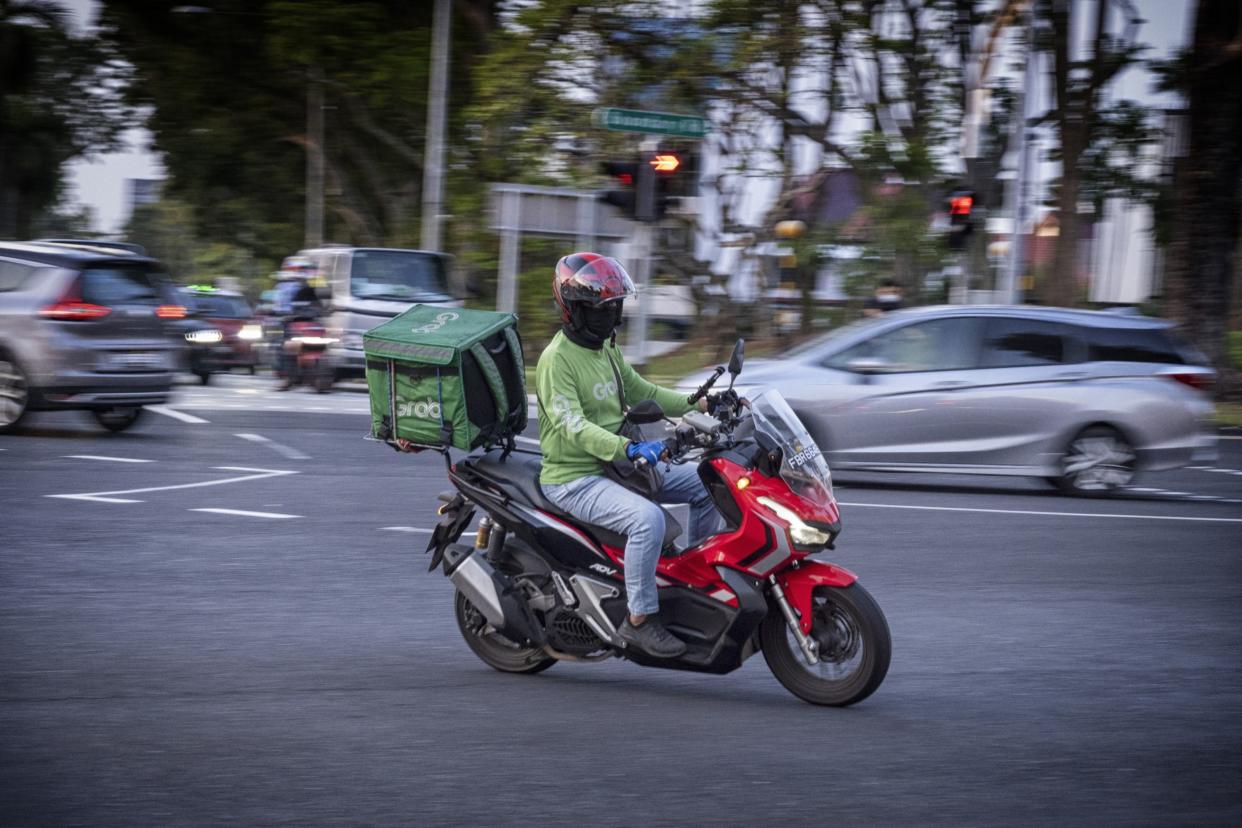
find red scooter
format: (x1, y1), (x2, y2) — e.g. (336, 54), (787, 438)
(280, 309), (336, 394)
(427, 340), (890, 706)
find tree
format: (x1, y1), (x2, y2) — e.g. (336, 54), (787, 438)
(0, 0), (129, 238)
(1037, 0), (1145, 307)
(1163, 0), (1242, 396)
(96, 0), (498, 261)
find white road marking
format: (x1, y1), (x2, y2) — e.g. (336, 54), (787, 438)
(147, 405), (209, 424)
(515, 436), (540, 446)
(381, 527), (476, 537)
(64, 455), (154, 464)
(47, 466), (297, 504)
(837, 501), (1242, 524)
(1218, 435), (1242, 440)
(190, 508), (300, 519)
(234, 432), (310, 460)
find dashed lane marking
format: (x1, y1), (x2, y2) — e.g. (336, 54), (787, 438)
(515, 436), (540, 446)
(837, 501), (1242, 524)
(64, 455), (154, 464)
(190, 508), (300, 520)
(47, 466), (298, 504)
(381, 526), (431, 533)
(234, 433), (310, 460)
(147, 405), (209, 424)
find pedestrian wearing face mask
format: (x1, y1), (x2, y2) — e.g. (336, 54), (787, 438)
(863, 279), (905, 317)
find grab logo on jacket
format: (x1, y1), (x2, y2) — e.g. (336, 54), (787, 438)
(592, 379), (618, 401)
(550, 394), (586, 433)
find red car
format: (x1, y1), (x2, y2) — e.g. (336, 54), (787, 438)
(181, 287), (261, 379)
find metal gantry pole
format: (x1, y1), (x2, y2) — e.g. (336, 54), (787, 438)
(420, 0), (451, 253)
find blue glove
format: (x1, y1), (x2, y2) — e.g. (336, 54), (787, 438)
(626, 440), (666, 465)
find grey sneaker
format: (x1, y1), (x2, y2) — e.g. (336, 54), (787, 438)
(618, 617), (687, 658)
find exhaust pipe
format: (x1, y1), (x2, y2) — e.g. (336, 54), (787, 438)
(442, 544), (543, 646)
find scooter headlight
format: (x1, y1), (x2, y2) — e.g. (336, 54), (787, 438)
(289, 335), (339, 346)
(757, 496), (833, 546)
(238, 324), (263, 341)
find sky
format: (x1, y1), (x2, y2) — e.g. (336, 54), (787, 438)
(57, 0), (1192, 237)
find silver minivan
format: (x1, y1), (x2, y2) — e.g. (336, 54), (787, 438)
(297, 246), (458, 379)
(680, 306), (1218, 495)
(0, 241), (180, 433)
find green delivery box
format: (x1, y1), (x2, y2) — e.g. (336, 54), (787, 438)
(363, 305), (527, 450)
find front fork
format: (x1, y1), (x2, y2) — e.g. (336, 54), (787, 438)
(768, 574), (819, 666)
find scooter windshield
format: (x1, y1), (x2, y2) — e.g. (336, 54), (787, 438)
(748, 389), (835, 507)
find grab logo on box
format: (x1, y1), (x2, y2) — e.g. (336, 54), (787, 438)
(411, 312), (459, 335)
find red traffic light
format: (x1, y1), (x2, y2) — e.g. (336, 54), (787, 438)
(950, 194), (974, 216)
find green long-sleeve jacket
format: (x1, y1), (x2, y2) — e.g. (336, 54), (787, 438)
(536, 330), (693, 485)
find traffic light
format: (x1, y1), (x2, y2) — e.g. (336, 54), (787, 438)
(947, 188), (975, 251)
(601, 148), (698, 222)
(645, 147), (697, 221)
(600, 160), (640, 218)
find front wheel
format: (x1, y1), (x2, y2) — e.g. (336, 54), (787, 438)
(92, 407), (144, 432)
(761, 583), (890, 707)
(453, 590), (556, 675)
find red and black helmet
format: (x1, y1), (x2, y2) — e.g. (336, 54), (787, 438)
(552, 252), (636, 324)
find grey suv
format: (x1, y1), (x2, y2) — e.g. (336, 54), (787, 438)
(0, 241), (180, 433)
(681, 306), (1218, 495)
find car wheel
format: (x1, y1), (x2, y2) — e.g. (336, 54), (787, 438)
(0, 354), (30, 434)
(92, 407), (144, 433)
(1056, 425), (1136, 497)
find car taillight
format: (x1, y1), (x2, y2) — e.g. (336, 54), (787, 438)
(1165, 371), (1213, 392)
(156, 304), (188, 319)
(40, 301), (112, 321)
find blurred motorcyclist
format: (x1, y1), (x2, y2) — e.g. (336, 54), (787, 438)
(272, 256), (321, 390)
(536, 252), (720, 659)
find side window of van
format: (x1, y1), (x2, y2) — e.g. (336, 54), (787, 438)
(980, 318), (1076, 367)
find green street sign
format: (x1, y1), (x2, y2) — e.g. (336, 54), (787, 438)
(594, 107), (708, 138)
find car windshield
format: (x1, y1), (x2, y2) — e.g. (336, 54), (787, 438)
(747, 389), (835, 507)
(189, 293), (251, 318)
(349, 250), (449, 301)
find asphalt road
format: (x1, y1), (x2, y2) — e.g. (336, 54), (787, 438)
(3, 376), (1242, 825)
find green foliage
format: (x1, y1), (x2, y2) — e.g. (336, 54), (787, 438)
(125, 198), (273, 298)
(0, 0), (131, 238)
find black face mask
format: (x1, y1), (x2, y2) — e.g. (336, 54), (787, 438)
(566, 301), (623, 349)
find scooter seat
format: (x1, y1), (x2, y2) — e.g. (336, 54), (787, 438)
(465, 448), (683, 552)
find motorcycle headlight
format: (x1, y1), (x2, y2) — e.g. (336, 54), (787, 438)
(289, 336), (339, 346)
(757, 496), (833, 546)
(185, 328), (223, 344)
(238, 324), (263, 341)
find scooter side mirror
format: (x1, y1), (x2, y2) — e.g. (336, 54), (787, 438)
(728, 338), (745, 377)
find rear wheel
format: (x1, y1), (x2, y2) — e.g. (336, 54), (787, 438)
(313, 360), (333, 394)
(92, 406), (144, 432)
(761, 583), (890, 707)
(453, 590), (555, 674)
(1055, 425), (1135, 497)
(0, 355), (30, 433)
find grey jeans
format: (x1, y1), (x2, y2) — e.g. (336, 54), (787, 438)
(543, 464), (723, 616)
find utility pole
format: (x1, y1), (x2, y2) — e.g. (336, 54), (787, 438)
(1000, 10), (1038, 305)
(305, 65), (325, 249)
(420, 0), (451, 253)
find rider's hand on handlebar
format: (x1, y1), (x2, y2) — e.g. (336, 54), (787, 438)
(626, 439), (668, 466)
